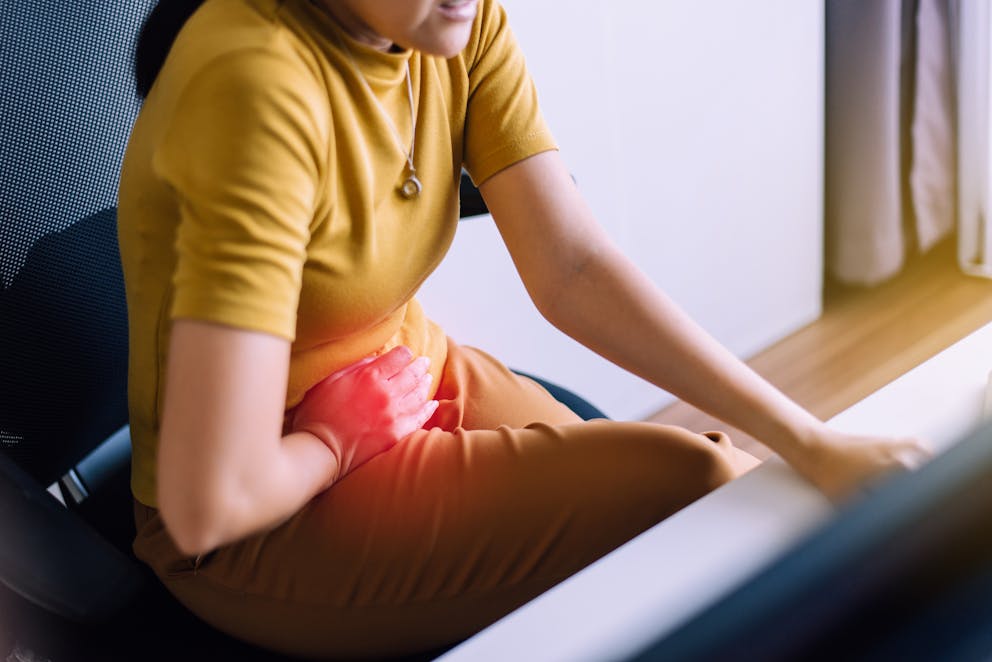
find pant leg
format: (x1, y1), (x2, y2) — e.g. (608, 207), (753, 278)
(134, 338), (758, 660)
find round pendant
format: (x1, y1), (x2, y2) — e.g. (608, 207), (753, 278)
(399, 175), (422, 200)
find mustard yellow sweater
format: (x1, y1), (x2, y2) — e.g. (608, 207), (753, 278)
(118, 0), (556, 506)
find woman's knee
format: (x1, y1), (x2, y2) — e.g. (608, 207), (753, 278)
(688, 430), (742, 491)
(640, 427), (739, 500)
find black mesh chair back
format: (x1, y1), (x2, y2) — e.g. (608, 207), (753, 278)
(0, 0), (161, 638)
(0, 5), (298, 656)
(0, 1), (153, 489)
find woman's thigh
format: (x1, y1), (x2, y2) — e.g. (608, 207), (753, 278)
(136, 422), (752, 659)
(133, 338), (759, 659)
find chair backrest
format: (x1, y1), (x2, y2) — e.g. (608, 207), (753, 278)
(0, 2), (155, 486)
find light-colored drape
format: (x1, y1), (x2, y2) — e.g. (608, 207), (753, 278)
(826, 0), (956, 285)
(911, 0), (956, 253)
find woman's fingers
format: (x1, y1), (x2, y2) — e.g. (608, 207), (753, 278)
(418, 400), (440, 428)
(801, 430), (935, 501)
(322, 347), (432, 394)
(291, 345), (439, 480)
(396, 400), (439, 436)
(387, 355), (431, 393)
(324, 356), (376, 382)
(397, 373), (433, 412)
(368, 345), (415, 380)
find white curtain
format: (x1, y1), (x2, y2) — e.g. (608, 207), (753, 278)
(826, 0), (956, 285)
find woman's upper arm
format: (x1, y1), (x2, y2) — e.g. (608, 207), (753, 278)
(478, 150), (612, 318)
(157, 318), (291, 539)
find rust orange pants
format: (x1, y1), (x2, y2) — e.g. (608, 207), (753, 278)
(133, 338), (758, 660)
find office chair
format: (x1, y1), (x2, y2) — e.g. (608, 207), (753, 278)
(0, 3), (606, 660)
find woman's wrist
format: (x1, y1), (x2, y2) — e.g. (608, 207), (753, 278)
(284, 427), (342, 491)
(760, 410), (829, 471)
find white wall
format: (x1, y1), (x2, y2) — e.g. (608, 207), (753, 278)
(418, 1), (824, 420)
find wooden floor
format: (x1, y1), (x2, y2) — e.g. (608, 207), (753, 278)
(646, 238), (992, 460)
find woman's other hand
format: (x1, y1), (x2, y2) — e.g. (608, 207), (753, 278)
(795, 427), (934, 501)
(290, 345), (439, 486)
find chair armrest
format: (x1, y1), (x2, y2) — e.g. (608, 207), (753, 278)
(511, 371), (609, 421)
(0, 448), (144, 623)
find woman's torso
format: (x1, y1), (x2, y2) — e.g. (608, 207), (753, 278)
(118, 0), (554, 506)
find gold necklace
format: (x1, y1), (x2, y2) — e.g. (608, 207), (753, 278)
(334, 35), (422, 200)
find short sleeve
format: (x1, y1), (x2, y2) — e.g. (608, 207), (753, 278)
(462, 0), (557, 185)
(153, 49), (328, 341)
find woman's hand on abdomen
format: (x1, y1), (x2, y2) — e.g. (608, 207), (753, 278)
(290, 345), (438, 487)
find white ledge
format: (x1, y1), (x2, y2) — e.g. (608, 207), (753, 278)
(439, 322), (992, 662)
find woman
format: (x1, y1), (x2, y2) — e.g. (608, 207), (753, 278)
(118, 0), (930, 658)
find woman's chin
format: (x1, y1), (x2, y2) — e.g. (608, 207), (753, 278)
(407, 27), (473, 58)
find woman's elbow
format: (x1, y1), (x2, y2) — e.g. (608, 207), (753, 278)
(528, 246), (607, 329)
(530, 270), (583, 334)
(156, 476), (234, 556)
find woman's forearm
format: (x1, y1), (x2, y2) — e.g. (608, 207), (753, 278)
(479, 152), (821, 462)
(160, 428), (338, 556)
(157, 320), (343, 556)
(483, 152), (929, 497)
(542, 243), (823, 466)
(208, 429), (339, 552)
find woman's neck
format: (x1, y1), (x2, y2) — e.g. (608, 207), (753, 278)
(311, 0), (393, 52)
